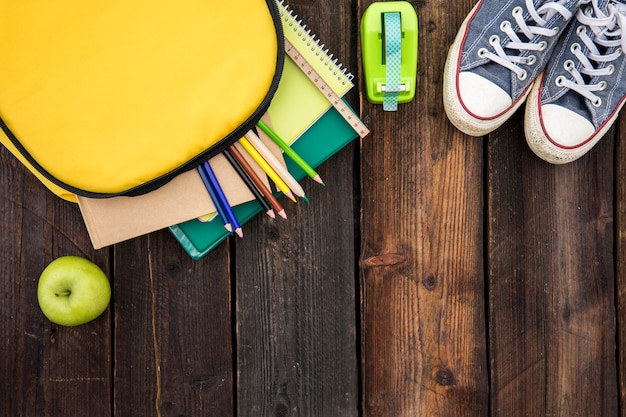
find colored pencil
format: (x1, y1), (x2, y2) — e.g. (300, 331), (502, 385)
(201, 161), (243, 238)
(256, 119), (324, 185)
(238, 137), (297, 202)
(228, 144), (287, 219)
(196, 166), (232, 233)
(244, 130), (308, 202)
(223, 148), (275, 219)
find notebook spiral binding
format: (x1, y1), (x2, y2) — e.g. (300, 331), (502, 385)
(277, 0), (354, 86)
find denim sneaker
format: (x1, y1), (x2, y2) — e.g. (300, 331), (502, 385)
(525, 0), (626, 163)
(443, 0), (580, 136)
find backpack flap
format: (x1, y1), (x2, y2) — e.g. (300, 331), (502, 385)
(0, 0), (283, 201)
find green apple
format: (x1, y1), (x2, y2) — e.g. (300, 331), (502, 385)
(37, 256), (111, 326)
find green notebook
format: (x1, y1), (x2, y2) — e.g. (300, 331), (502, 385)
(169, 103), (359, 259)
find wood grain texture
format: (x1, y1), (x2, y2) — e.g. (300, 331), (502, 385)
(235, 1), (359, 416)
(3, 0), (626, 416)
(487, 110), (618, 416)
(113, 232), (233, 417)
(235, 184), (358, 417)
(358, 0), (488, 416)
(0, 146), (112, 417)
(617, 116), (626, 417)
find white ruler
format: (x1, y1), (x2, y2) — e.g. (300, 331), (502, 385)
(284, 38), (370, 138)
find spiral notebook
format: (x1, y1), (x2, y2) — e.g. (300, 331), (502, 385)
(169, 1), (362, 258)
(268, 0), (354, 144)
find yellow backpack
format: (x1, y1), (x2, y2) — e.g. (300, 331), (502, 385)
(0, 0), (283, 202)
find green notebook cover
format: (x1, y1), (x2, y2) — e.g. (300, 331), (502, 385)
(169, 103), (359, 259)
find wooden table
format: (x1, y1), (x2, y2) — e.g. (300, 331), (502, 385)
(2, 0), (623, 416)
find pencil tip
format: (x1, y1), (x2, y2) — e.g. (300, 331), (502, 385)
(278, 209), (288, 219)
(235, 228), (244, 238)
(267, 209), (276, 219)
(313, 175), (325, 186)
(225, 224), (233, 233)
(286, 191), (297, 203)
(301, 195), (309, 203)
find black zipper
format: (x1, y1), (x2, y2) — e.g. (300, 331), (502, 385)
(0, 0), (285, 199)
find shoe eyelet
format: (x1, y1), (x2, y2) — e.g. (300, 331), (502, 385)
(489, 35), (500, 45)
(512, 6), (523, 17)
(525, 55), (537, 65)
(555, 75), (566, 87)
(552, 27), (560, 35)
(607, 64), (615, 75)
(517, 70), (528, 81)
(478, 48), (489, 58)
(571, 43), (581, 53)
(592, 97), (602, 107)
(564, 60), (575, 71)
(500, 20), (511, 31)
(576, 25), (586, 35)
(538, 41), (548, 51)
(598, 81), (607, 91)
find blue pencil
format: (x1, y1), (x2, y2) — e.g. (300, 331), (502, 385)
(197, 165), (232, 234)
(201, 160), (243, 238)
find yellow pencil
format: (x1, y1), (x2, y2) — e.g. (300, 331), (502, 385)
(244, 130), (308, 202)
(238, 137), (297, 202)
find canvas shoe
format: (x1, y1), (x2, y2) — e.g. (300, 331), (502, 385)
(444, 0), (580, 136)
(525, 0), (626, 163)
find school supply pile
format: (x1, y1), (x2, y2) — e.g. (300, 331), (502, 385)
(0, 0), (369, 257)
(171, 1), (370, 258)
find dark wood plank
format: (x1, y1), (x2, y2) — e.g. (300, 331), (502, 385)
(358, 0), (489, 416)
(113, 232), (233, 416)
(235, 1), (359, 416)
(235, 178), (358, 417)
(0, 146), (112, 417)
(487, 110), (618, 415)
(616, 116), (626, 417)
(3, 1), (625, 416)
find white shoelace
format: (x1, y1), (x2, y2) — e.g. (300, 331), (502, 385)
(479, 0), (574, 80)
(558, 0), (626, 106)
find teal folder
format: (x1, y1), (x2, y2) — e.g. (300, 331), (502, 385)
(169, 102), (359, 259)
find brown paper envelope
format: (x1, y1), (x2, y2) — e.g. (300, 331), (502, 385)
(78, 131), (284, 249)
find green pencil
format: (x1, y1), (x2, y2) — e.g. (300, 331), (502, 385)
(256, 119), (325, 186)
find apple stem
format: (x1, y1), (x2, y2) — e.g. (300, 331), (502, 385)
(55, 290), (71, 297)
